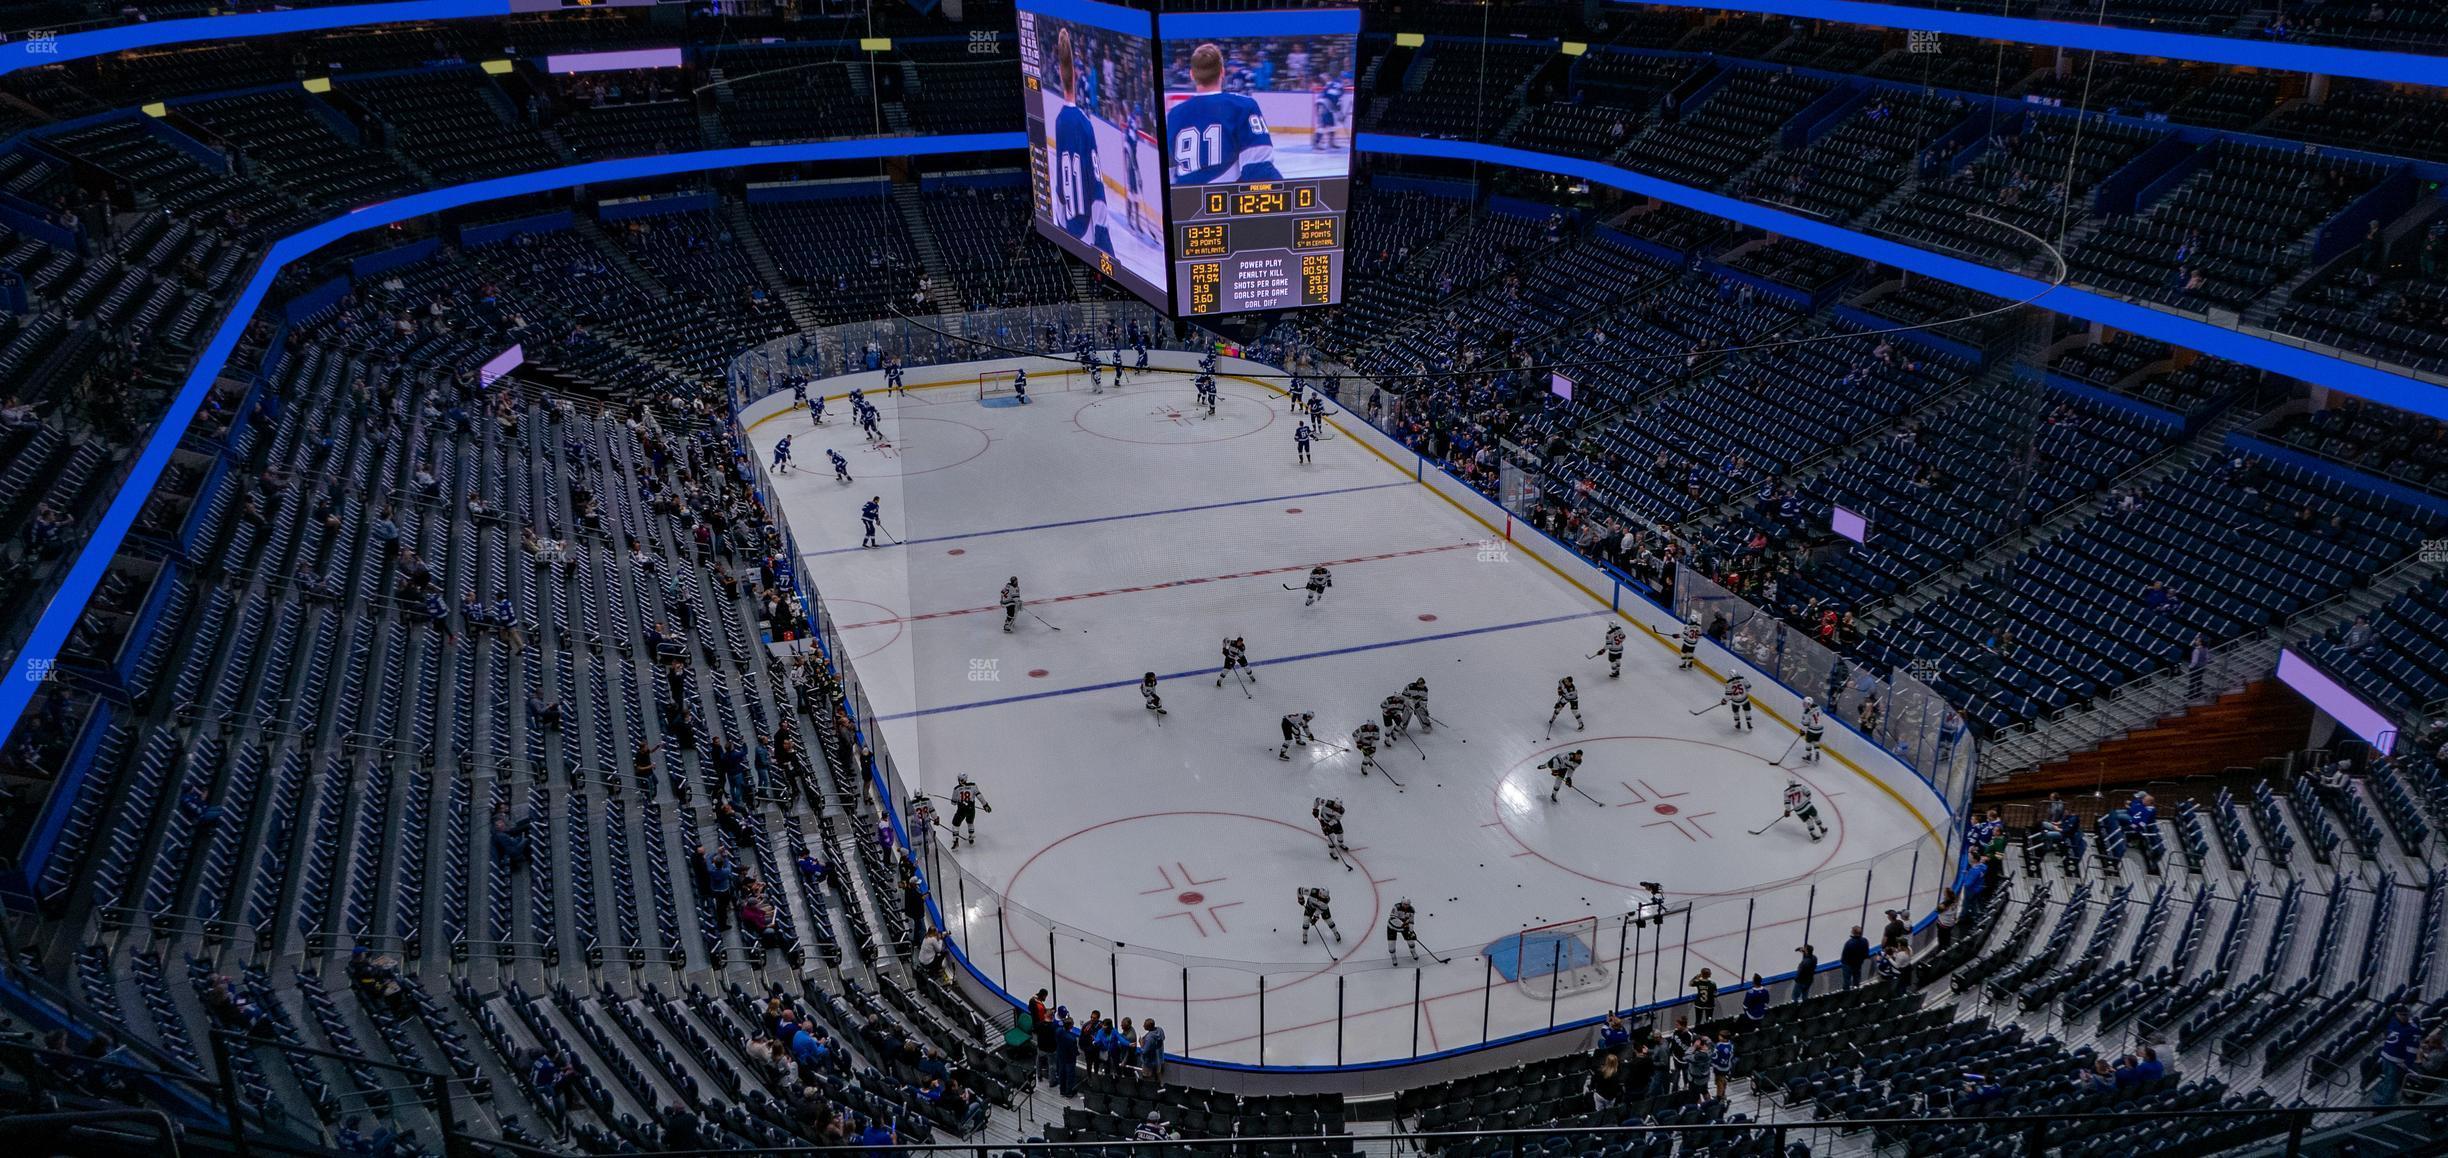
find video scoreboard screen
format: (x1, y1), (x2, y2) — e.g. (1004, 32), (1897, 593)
(1017, 0), (1170, 309)
(1158, 8), (1359, 317)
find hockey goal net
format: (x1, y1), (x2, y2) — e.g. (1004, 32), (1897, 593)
(1502, 917), (1609, 1000)
(978, 369), (1022, 401)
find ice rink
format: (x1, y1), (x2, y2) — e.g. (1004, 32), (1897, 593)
(744, 355), (1949, 1069)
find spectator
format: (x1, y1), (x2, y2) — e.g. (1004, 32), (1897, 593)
(1590, 1050), (1627, 1111)
(1054, 1011), (1081, 1096)
(1936, 889), (1961, 949)
(2079, 1055), (2117, 1094)
(1840, 927), (1870, 989)
(1647, 1022), (1682, 1099)
(1597, 1010), (1632, 1054)
(1741, 974), (1770, 1023)
(1710, 1029), (1734, 1099)
(1140, 1018), (1167, 1083)
(1689, 968), (1718, 1022)
(916, 929), (950, 982)
(1792, 944), (1817, 1002)
(2378, 1005), (2421, 1104)
(1132, 1111), (1171, 1142)
(1881, 937), (1915, 994)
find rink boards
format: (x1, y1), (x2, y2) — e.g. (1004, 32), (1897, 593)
(741, 352), (1956, 1074)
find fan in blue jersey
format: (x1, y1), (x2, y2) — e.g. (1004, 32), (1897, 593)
(1048, 27), (1114, 253)
(1166, 43), (1282, 187)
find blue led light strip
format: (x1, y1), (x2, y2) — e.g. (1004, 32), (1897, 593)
(1, 0), (511, 72)
(1614, 0), (2448, 86)
(2, 130), (2444, 764)
(1359, 132), (2447, 418)
(0, 135), (1025, 739)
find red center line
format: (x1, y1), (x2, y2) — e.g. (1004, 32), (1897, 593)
(836, 541), (1480, 630)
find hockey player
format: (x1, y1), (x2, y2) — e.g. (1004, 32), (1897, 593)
(859, 403), (884, 443)
(1312, 797), (1352, 869)
(885, 357), (906, 394)
(1303, 564), (1333, 606)
(907, 794), (939, 852)
(808, 391), (828, 426)
(1544, 749), (1584, 802)
(947, 774), (990, 848)
(1306, 394), (1326, 428)
(1403, 677), (1431, 732)
(1012, 367), (1031, 405)
(771, 434), (793, 474)
(1723, 674), (1754, 731)
(1386, 898), (1421, 962)
(1000, 577), (1022, 633)
(1166, 44), (1283, 185)
(1678, 610), (1703, 670)
(829, 449), (851, 484)
(791, 378), (809, 411)
(1549, 675), (1584, 731)
(1140, 672), (1167, 716)
(1047, 28), (1115, 254)
(1314, 77), (1345, 150)
(1296, 886), (1341, 943)
(1085, 349), (1104, 394)
(1350, 721), (1383, 775)
(1276, 710), (1317, 760)
(1216, 636), (1254, 686)
(1603, 623), (1628, 678)
(1133, 336), (1149, 375)
(1287, 377), (1305, 409)
(1783, 778), (1828, 842)
(1295, 422), (1314, 465)
(1799, 696), (1827, 762)
(860, 497), (882, 548)
(1200, 347), (1219, 378)
(1379, 692), (1411, 739)
(1195, 374), (1218, 416)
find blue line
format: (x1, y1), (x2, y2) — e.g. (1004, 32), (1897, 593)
(872, 609), (1609, 721)
(799, 481), (1411, 558)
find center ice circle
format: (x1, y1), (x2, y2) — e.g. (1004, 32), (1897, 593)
(1071, 389), (1275, 445)
(1495, 736), (1847, 899)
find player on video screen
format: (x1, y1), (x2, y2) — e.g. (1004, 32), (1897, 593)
(1167, 43), (1281, 186)
(1050, 27), (1114, 253)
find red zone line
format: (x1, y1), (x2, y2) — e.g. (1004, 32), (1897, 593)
(833, 541), (1479, 630)
(1197, 888), (1918, 1054)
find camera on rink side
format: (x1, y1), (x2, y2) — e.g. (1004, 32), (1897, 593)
(1633, 882), (1668, 928)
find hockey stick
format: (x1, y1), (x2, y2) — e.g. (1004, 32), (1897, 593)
(1027, 610), (1064, 632)
(1232, 667), (1254, 699)
(1688, 701), (1725, 716)
(1764, 734), (1801, 765)
(1569, 782), (1605, 806)
(1585, 649), (1606, 659)
(1424, 943), (1452, 965)
(1400, 726), (1428, 761)
(1748, 813), (1786, 836)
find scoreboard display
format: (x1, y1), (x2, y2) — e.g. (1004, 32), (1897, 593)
(1156, 7), (1358, 317)
(1171, 179), (1346, 315)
